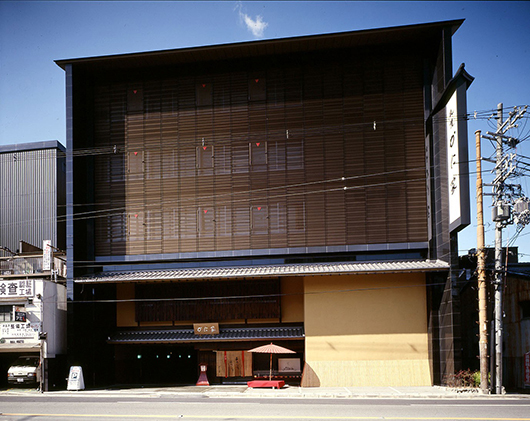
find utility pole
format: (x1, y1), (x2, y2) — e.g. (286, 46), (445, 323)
(481, 103), (528, 394)
(494, 103), (504, 395)
(475, 130), (489, 393)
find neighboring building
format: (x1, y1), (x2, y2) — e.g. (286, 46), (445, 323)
(0, 141), (66, 254)
(504, 263), (530, 390)
(0, 242), (67, 390)
(55, 20), (472, 387)
(460, 248), (530, 391)
(0, 141), (67, 391)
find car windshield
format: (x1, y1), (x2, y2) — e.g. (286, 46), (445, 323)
(12, 357), (39, 367)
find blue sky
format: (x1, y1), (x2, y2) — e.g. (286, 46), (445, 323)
(1, 1), (529, 259)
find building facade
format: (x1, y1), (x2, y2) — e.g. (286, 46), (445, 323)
(0, 141), (66, 254)
(460, 248), (530, 391)
(56, 20), (472, 387)
(0, 141), (67, 390)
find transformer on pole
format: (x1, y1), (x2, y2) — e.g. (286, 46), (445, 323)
(480, 103), (528, 394)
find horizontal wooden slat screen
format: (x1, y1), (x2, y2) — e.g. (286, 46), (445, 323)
(135, 279), (280, 322)
(92, 50), (428, 257)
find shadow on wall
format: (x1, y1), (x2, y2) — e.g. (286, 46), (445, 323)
(300, 362), (320, 387)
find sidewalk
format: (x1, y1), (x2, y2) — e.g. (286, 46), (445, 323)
(4, 385), (530, 399)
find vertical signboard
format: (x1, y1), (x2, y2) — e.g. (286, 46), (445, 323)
(446, 81), (470, 233)
(43, 240), (52, 271)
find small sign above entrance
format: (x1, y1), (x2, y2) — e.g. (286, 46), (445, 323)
(193, 323), (219, 335)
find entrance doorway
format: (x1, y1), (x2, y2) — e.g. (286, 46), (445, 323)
(121, 345), (198, 385)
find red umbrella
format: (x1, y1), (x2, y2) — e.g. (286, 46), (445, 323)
(248, 343), (296, 381)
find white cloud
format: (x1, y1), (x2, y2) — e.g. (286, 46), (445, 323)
(235, 1), (268, 38)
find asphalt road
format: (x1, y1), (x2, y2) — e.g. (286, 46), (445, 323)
(1, 394), (530, 421)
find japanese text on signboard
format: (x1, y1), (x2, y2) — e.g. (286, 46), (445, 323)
(0, 322), (40, 339)
(193, 323), (219, 335)
(0, 280), (34, 298)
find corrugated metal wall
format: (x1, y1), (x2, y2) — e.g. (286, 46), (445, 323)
(0, 147), (62, 253)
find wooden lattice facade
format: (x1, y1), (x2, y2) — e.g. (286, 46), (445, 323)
(90, 47), (427, 257)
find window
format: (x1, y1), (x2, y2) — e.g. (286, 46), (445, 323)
(214, 145), (231, 175)
(167, 208), (179, 239)
(107, 213), (126, 243)
(215, 206), (232, 237)
(249, 76), (266, 101)
(249, 142), (267, 167)
(288, 202), (306, 233)
(145, 150), (161, 180)
(196, 145), (214, 170)
(146, 210), (162, 240)
(287, 138), (304, 169)
(251, 205), (268, 234)
(268, 141), (286, 171)
(180, 207), (197, 239)
(233, 205), (250, 236)
(128, 212), (144, 241)
(0, 305), (13, 322)
(127, 151), (144, 176)
(110, 153), (125, 182)
(232, 144), (249, 174)
(127, 87), (143, 112)
(196, 82), (212, 107)
(198, 207), (215, 236)
(270, 202), (287, 234)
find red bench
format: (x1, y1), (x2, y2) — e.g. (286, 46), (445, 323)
(247, 380), (285, 389)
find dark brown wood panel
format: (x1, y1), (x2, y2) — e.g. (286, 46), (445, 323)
(92, 51), (428, 256)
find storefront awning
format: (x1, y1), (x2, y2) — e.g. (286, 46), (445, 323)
(108, 326), (304, 344)
(77, 260), (449, 284)
(0, 342), (40, 353)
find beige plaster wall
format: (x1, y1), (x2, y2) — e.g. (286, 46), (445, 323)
(303, 273), (432, 386)
(117, 283), (136, 327)
(281, 276), (304, 323)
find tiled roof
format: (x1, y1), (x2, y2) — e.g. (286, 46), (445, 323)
(108, 326), (304, 344)
(77, 260), (449, 283)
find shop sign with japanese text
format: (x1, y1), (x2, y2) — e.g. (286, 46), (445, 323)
(43, 240), (52, 271)
(0, 322), (40, 339)
(194, 323), (219, 335)
(0, 280), (34, 298)
(14, 306), (26, 322)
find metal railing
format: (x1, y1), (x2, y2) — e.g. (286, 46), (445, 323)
(0, 255), (66, 278)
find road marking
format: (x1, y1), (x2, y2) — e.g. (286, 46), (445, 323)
(3, 414), (530, 420)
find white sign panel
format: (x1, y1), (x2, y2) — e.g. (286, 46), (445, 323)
(278, 358), (301, 373)
(444, 80), (471, 233)
(0, 280), (34, 298)
(0, 322), (40, 339)
(67, 366), (85, 390)
(446, 91), (461, 229)
(43, 240), (52, 271)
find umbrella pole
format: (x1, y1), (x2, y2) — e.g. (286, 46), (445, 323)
(269, 353), (272, 381)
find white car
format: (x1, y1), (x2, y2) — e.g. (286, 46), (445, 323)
(7, 355), (40, 385)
